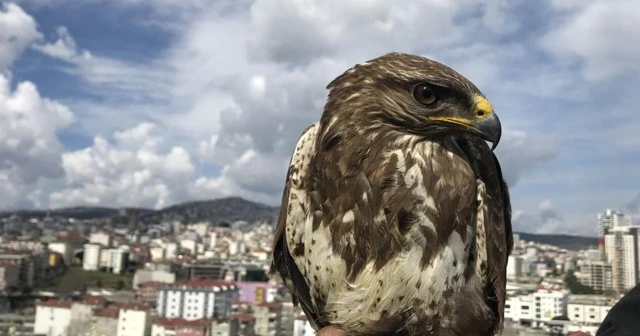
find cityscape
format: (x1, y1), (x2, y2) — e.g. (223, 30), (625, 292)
(0, 200), (635, 336)
(0, 0), (638, 335)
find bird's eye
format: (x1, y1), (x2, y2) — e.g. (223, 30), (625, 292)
(412, 83), (437, 106)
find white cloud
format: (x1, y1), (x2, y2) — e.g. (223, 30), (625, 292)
(49, 122), (194, 209)
(32, 26), (91, 61)
(513, 199), (567, 235)
(541, 0), (640, 81)
(0, 73), (74, 209)
(0, 2), (41, 72)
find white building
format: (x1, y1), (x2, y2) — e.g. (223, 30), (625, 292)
(83, 243), (102, 271)
(187, 222), (209, 237)
(567, 295), (617, 334)
(117, 303), (150, 336)
(229, 241), (246, 255)
(90, 231), (112, 248)
(293, 314), (316, 336)
(505, 283), (569, 327)
(132, 269), (175, 289)
(525, 246), (538, 259)
(157, 279), (238, 320)
(180, 239), (198, 256)
(604, 226), (639, 292)
(507, 255), (524, 280)
(598, 208), (632, 237)
(580, 260), (613, 293)
(163, 242), (178, 260)
(150, 246), (164, 261)
(100, 248), (130, 274)
(209, 232), (218, 249)
(568, 295), (615, 325)
(533, 285), (570, 323)
(34, 300), (73, 336)
(505, 294), (535, 322)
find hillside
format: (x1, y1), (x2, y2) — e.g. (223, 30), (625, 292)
(0, 197), (279, 225)
(140, 197), (279, 225)
(0, 206), (127, 220)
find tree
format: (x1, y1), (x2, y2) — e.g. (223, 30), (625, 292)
(564, 270), (595, 294)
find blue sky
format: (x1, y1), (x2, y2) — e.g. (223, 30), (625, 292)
(1, 0), (639, 235)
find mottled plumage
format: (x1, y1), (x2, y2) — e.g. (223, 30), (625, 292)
(270, 52), (513, 336)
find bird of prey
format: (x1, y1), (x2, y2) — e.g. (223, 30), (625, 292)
(270, 52), (513, 336)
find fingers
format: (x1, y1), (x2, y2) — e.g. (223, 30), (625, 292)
(317, 326), (348, 336)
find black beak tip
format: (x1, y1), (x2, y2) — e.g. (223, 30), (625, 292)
(490, 140), (499, 151)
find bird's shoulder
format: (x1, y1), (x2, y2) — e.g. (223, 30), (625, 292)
(269, 122), (322, 327)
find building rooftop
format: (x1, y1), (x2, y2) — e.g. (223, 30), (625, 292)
(229, 314), (255, 322)
(569, 294), (617, 306)
(78, 294), (108, 306)
(94, 306), (120, 319)
(119, 301), (149, 312)
(154, 317), (213, 329)
(165, 279), (237, 289)
(38, 299), (73, 309)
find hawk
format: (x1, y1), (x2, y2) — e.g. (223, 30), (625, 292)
(270, 52), (513, 336)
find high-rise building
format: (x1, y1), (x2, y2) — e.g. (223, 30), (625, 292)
(507, 255), (524, 279)
(604, 226), (639, 293)
(124, 208), (140, 231)
(580, 260), (613, 293)
(598, 209), (632, 237)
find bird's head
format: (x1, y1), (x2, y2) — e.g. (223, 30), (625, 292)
(323, 52), (502, 150)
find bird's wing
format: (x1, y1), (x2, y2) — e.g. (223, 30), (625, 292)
(466, 137), (513, 335)
(489, 149), (513, 334)
(269, 122), (322, 329)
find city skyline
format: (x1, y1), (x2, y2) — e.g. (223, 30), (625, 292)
(1, 0), (639, 237)
(2, 199), (633, 335)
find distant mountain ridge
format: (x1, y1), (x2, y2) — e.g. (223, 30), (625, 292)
(1, 197), (597, 249)
(0, 197), (279, 225)
(515, 232), (598, 251)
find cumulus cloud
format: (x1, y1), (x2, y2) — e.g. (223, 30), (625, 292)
(0, 3), (75, 209)
(0, 76), (74, 183)
(0, 2), (41, 72)
(49, 123), (194, 209)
